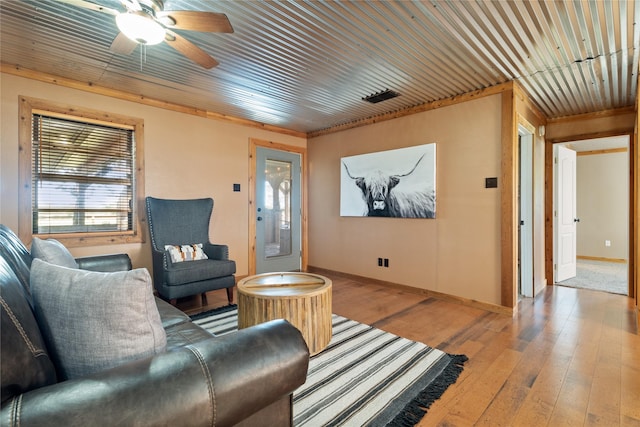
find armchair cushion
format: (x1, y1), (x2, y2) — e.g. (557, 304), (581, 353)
(165, 244), (208, 263)
(30, 259), (167, 380)
(164, 258), (236, 286)
(30, 237), (78, 269)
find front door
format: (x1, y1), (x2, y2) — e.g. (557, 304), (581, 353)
(255, 147), (301, 273)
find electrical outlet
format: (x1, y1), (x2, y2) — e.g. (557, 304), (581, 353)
(378, 258), (383, 266)
(384, 258), (389, 268)
(605, 240), (611, 247)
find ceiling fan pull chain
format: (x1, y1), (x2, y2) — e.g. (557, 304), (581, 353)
(139, 44), (147, 71)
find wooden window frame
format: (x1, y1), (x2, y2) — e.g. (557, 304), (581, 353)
(18, 96), (145, 247)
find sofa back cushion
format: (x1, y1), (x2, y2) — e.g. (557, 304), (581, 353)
(0, 225), (34, 304)
(1, 257), (58, 404)
(30, 260), (167, 380)
(30, 237), (79, 269)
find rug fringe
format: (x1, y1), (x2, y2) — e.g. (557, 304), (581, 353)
(189, 304), (237, 320)
(386, 354), (468, 426)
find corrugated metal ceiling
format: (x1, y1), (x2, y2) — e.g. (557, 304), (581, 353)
(1, 0), (638, 134)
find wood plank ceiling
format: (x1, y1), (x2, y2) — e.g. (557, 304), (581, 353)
(1, 0), (638, 134)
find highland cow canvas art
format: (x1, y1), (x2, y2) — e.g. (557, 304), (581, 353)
(340, 144), (436, 218)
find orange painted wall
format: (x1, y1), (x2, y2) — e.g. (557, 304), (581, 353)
(308, 95), (504, 305)
(0, 73), (306, 275)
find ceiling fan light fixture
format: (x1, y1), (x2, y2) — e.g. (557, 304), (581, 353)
(116, 12), (165, 45)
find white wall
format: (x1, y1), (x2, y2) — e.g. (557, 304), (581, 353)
(577, 150), (629, 260)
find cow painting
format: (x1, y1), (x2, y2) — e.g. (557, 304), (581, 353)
(340, 144), (436, 218)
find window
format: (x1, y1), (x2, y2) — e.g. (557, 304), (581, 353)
(19, 97), (145, 246)
(31, 114), (134, 234)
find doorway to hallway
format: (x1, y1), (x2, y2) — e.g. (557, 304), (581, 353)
(553, 135), (630, 296)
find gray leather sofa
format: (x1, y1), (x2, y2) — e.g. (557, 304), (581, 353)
(0, 224), (309, 426)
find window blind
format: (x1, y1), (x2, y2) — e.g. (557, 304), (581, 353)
(32, 113), (135, 235)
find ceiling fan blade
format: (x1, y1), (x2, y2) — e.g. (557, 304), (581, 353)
(156, 11), (233, 33)
(120, 0), (142, 11)
(56, 0), (121, 16)
(109, 32), (138, 55)
(164, 30), (219, 69)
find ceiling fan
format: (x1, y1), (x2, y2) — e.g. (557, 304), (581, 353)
(58, 0), (233, 68)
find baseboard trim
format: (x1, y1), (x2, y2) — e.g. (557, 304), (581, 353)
(306, 265), (514, 316)
(577, 255), (627, 263)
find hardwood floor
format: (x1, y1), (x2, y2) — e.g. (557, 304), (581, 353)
(178, 273), (640, 426)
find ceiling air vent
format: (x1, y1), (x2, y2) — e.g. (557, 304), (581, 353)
(362, 89), (400, 104)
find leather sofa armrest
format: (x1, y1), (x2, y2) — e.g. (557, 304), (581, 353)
(155, 296), (191, 329)
(1, 319), (310, 427)
(203, 243), (229, 260)
(75, 254), (132, 272)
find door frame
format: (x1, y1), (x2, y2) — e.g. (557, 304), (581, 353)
(518, 122), (535, 298)
(249, 138), (308, 276)
(545, 131), (635, 299)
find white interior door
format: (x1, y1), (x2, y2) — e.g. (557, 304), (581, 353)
(255, 147), (301, 273)
(554, 145), (578, 282)
(519, 131), (534, 297)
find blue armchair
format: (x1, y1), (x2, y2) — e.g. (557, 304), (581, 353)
(145, 197), (236, 305)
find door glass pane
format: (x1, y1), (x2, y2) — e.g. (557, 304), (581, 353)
(263, 159), (292, 258)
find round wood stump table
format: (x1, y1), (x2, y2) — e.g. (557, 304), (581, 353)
(237, 272), (332, 356)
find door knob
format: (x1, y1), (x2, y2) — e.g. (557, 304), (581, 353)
(257, 216), (263, 221)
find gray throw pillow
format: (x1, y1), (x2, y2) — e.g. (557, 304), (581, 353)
(30, 259), (167, 380)
(30, 237), (78, 269)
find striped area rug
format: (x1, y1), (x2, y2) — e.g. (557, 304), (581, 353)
(191, 306), (467, 426)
